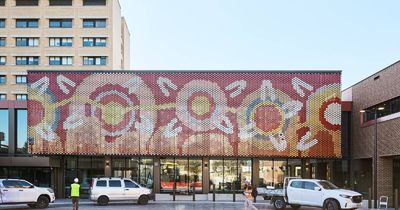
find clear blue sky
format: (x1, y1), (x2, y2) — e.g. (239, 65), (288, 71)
(119, 0), (400, 89)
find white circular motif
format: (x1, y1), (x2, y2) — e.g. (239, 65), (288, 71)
(324, 102), (341, 126)
(176, 80), (228, 132)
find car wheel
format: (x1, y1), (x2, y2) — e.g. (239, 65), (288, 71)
(36, 195), (50, 209)
(138, 195), (149, 205)
(324, 200), (339, 210)
(273, 197), (286, 210)
(97, 195), (109, 206)
(290, 204), (301, 209)
(27, 203), (37, 208)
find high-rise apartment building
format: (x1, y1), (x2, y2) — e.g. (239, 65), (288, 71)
(0, 0), (130, 197)
(0, 0), (130, 100)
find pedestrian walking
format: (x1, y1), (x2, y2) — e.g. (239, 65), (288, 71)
(243, 181), (258, 210)
(71, 178), (80, 210)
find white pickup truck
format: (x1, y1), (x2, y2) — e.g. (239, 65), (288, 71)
(0, 179), (55, 209)
(257, 177), (363, 210)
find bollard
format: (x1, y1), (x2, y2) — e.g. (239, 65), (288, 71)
(153, 185), (156, 201)
(173, 183), (176, 201)
(193, 185), (195, 201)
(395, 189), (399, 210)
(213, 184), (216, 202)
(232, 182), (236, 202)
(368, 188), (372, 209)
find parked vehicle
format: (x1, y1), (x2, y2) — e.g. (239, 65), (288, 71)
(0, 179), (55, 209)
(90, 177), (153, 206)
(257, 177), (363, 210)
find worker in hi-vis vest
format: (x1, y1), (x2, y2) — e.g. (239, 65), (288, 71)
(71, 178), (80, 210)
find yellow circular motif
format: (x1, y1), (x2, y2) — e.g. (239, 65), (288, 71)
(191, 96), (211, 116)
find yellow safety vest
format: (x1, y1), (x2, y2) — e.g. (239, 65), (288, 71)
(71, 183), (80, 197)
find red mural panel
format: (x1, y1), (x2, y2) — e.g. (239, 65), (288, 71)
(27, 71), (342, 158)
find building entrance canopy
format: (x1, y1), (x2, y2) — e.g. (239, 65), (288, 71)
(27, 71), (341, 158)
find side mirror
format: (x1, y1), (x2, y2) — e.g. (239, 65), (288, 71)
(314, 187), (321, 191)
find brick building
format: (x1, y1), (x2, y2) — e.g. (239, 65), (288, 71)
(342, 60), (400, 206)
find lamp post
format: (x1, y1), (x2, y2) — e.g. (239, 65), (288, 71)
(360, 107), (384, 209)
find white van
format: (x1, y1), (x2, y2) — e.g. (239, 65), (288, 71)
(0, 179), (55, 209)
(90, 178), (153, 206)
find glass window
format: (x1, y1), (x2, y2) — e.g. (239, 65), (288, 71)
(259, 160), (273, 188)
(83, 19), (106, 28)
(239, 159), (252, 190)
(0, 56), (5, 65)
(16, 19), (39, 28)
(3, 180), (20, 188)
(0, 94), (6, 100)
(139, 158), (153, 189)
(16, 94), (27, 101)
(78, 158), (92, 169)
(16, 109), (28, 154)
(49, 19), (72, 28)
(16, 75), (27, 84)
(49, 0), (72, 6)
(0, 0), (5, 6)
(0, 75), (6, 84)
(96, 180), (107, 187)
(0, 110), (9, 153)
(83, 37), (106, 47)
(49, 38), (72, 47)
(288, 159), (302, 177)
(16, 57), (39, 65)
(18, 180), (33, 188)
(188, 159), (202, 193)
(391, 98), (400, 114)
(363, 96), (400, 122)
(124, 180), (139, 188)
(83, 56), (107, 66)
(210, 159), (244, 192)
(16, 38), (39, 47)
(319, 181), (339, 190)
(83, 0), (106, 6)
(0, 19), (5, 28)
(0, 38), (5, 46)
(160, 158), (175, 193)
(16, 0), (39, 6)
(290, 181), (303, 189)
(109, 180), (121, 187)
(304, 181), (318, 190)
(49, 57), (73, 65)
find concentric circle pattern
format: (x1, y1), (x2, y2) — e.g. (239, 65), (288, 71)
(27, 72), (341, 158)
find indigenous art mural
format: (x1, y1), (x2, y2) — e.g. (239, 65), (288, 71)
(27, 71), (341, 158)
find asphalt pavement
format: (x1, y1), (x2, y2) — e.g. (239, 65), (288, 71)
(0, 200), (315, 210)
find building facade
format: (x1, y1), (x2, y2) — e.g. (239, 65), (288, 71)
(343, 60), (400, 205)
(0, 0), (130, 196)
(18, 70), (345, 198)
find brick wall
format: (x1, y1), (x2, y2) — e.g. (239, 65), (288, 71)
(377, 157), (393, 206)
(350, 60), (400, 206)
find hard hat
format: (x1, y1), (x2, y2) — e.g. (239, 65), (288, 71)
(74, 178), (79, 183)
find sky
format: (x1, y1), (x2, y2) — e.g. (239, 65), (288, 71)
(119, 0), (400, 89)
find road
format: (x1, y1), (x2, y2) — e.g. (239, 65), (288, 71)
(0, 201), (324, 210)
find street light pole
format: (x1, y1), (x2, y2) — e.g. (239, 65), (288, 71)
(360, 107), (383, 209)
(374, 109), (378, 209)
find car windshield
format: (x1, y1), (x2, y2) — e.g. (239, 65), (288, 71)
(318, 181), (339, 190)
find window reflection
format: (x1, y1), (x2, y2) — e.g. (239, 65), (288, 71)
(112, 157), (153, 189)
(210, 159), (251, 192)
(16, 109), (28, 154)
(259, 160), (287, 189)
(0, 109), (9, 153)
(160, 158), (202, 194)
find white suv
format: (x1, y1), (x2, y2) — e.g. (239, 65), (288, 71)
(0, 179), (55, 209)
(90, 178), (153, 206)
